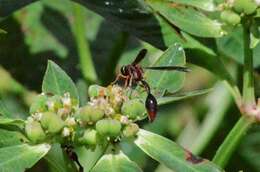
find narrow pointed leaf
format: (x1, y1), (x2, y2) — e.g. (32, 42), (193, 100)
(91, 151), (142, 172)
(158, 88), (212, 105)
(134, 129), (223, 172)
(42, 60), (79, 100)
(145, 44), (186, 94)
(146, 0), (224, 37)
(0, 143), (51, 172)
(0, 116), (25, 128)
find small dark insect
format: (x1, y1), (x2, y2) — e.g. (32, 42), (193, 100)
(113, 49), (189, 122)
(62, 145), (83, 172)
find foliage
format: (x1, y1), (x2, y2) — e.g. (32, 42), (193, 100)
(0, 0), (260, 172)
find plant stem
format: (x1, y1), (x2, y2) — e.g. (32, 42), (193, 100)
(212, 116), (253, 167)
(73, 3), (98, 83)
(213, 17), (256, 168)
(242, 19), (255, 105)
(223, 80), (242, 107)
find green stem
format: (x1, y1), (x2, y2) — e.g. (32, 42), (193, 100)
(212, 116), (253, 167)
(213, 18), (256, 168)
(73, 3), (98, 83)
(242, 19), (255, 105)
(223, 80), (242, 107)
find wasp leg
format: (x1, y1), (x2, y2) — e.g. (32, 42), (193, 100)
(128, 75), (134, 87)
(124, 75), (132, 88)
(111, 74), (128, 85)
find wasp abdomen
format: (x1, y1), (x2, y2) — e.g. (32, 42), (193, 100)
(145, 93), (157, 122)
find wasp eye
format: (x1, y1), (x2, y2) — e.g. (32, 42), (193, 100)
(121, 66), (127, 75)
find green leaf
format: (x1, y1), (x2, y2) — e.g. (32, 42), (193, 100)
(146, 0), (224, 37)
(91, 151), (142, 172)
(145, 44), (186, 94)
(182, 33), (235, 85)
(73, 0), (234, 85)
(0, 100), (12, 117)
(42, 60), (79, 100)
(0, 116), (25, 128)
(73, 0), (185, 49)
(157, 88), (212, 105)
(44, 144), (77, 172)
(0, 143), (51, 172)
(0, 129), (28, 147)
(168, 0), (216, 11)
(134, 129), (223, 172)
(75, 145), (107, 172)
(217, 26), (260, 68)
(13, 0), (72, 58)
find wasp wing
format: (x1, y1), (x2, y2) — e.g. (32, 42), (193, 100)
(132, 49), (148, 65)
(144, 66), (190, 72)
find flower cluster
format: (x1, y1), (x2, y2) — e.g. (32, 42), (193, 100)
(25, 84), (146, 149)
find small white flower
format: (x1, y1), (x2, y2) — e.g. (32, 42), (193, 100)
(62, 127), (70, 137)
(27, 117), (34, 123)
(62, 93), (72, 107)
(46, 100), (55, 110)
(65, 117), (76, 126)
(120, 116), (129, 124)
(33, 112), (43, 121)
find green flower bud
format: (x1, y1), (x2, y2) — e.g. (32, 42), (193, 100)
(79, 129), (97, 145)
(123, 123), (139, 138)
(121, 99), (145, 119)
(88, 85), (107, 98)
(96, 119), (122, 137)
(79, 105), (104, 123)
(25, 120), (46, 143)
(233, 0), (257, 14)
(29, 94), (48, 114)
(220, 10), (241, 25)
(40, 112), (65, 134)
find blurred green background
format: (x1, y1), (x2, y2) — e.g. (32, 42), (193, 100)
(0, 0), (260, 172)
